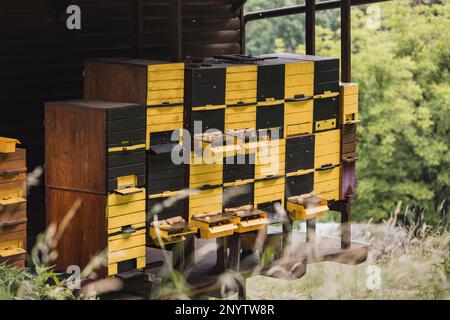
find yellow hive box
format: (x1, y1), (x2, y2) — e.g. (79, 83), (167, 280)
(314, 129), (340, 169)
(339, 83), (359, 125)
(254, 176), (285, 208)
(286, 194), (329, 221)
(230, 210), (269, 233)
(285, 61), (314, 100)
(314, 166), (341, 201)
(190, 213), (238, 239)
(255, 139), (286, 179)
(188, 187), (223, 219)
(225, 104), (257, 131)
(147, 63), (185, 106)
(284, 98), (313, 136)
(0, 138), (20, 154)
(0, 239), (26, 259)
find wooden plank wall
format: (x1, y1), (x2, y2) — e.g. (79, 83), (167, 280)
(0, 0), (242, 249)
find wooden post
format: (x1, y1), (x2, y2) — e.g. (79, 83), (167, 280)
(228, 234), (241, 271)
(215, 237), (228, 273)
(341, 0), (351, 82)
(170, 0), (183, 61)
(341, 200), (351, 249)
(306, 218), (316, 243)
(305, 0), (315, 55)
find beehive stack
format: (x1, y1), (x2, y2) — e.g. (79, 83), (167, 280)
(339, 83), (359, 200)
(45, 101), (147, 277)
(43, 53), (359, 277)
(255, 53), (352, 221)
(0, 138), (27, 268)
(84, 59), (191, 246)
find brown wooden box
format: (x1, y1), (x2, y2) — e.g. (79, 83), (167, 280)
(0, 148), (27, 268)
(46, 187), (108, 275)
(45, 100), (146, 194)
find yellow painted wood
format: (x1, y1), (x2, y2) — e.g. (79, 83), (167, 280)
(257, 99), (284, 106)
(226, 89), (256, 100)
(147, 88), (183, 100)
(148, 79), (184, 91)
(108, 228), (145, 241)
(147, 105), (183, 116)
(189, 173), (223, 188)
(234, 217), (269, 233)
(108, 212), (146, 231)
(285, 83), (314, 98)
(191, 105), (226, 111)
(226, 98), (258, 106)
(116, 175), (138, 189)
(314, 166), (340, 183)
(108, 233), (146, 253)
(225, 111), (256, 124)
(339, 82), (359, 96)
(107, 200), (146, 218)
(0, 137), (20, 154)
(286, 123), (312, 136)
(315, 141), (340, 156)
(190, 164), (223, 176)
(189, 203), (223, 218)
(286, 168), (315, 177)
(315, 129), (340, 145)
(0, 239), (25, 258)
(194, 222), (237, 239)
(147, 97), (184, 106)
(314, 92), (339, 99)
(226, 65), (257, 74)
(342, 94), (358, 105)
(285, 61), (314, 75)
(315, 119), (337, 132)
(0, 187), (25, 199)
(285, 74), (314, 87)
(314, 153), (340, 168)
(285, 100), (313, 114)
(254, 181), (285, 198)
(0, 195), (26, 207)
(148, 70), (184, 81)
(287, 201), (328, 221)
(226, 80), (257, 91)
(147, 113), (183, 125)
(108, 246), (146, 264)
(108, 144), (146, 153)
(226, 72), (257, 82)
(148, 63), (184, 72)
(315, 189), (340, 202)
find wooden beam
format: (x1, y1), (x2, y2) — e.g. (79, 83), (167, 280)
(244, 0), (391, 24)
(341, 0), (351, 82)
(305, 0), (315, 55)
(170, 0), (182, 61)
(231, 0), (248, 14)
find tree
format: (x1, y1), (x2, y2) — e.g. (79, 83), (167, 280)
(245, 0), (450, 223)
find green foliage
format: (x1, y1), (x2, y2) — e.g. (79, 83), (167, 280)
(246, 0), (450, 223)
(0, 263), (76, 300)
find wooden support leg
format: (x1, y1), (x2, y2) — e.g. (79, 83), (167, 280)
(228, 233), (241, 271)
(282, 218), (292, 253)
(306, 218), (316, 243)
(341, 200), (351, 249)
(183, 234), (195, 267)
(172, 241), (185, 271)
(215, 237), (228, 273)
